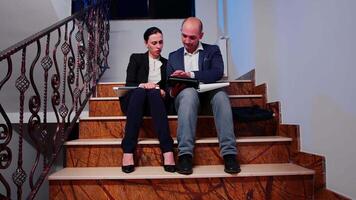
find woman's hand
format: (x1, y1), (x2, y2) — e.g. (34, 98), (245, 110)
(139, 82), (164, 97)
(138, 82), (157, 89)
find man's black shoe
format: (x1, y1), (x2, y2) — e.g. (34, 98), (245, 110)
(177, 154), (193, 175)
(223, 154), (241, 174)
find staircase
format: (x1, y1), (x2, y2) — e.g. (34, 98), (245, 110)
(48, 80), (328, 199)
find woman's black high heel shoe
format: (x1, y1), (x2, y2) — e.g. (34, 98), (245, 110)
(122, 165), (135, 173)
(163, 164), (176, 173)
(163, 152), (176, 173)
(122, 153), (135, 173)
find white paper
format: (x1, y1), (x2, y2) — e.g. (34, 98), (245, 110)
(197, 82), (230, 93)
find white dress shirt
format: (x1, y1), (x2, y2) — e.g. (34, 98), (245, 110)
(148, 56), (162, 83)
(184, 42), (203, 78)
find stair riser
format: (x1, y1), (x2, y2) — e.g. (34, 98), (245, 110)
(89, 97), (265, 117)
(293, 152), (325, 194)
(96, 82), (256, 97)
(79, 118), (277, 139)
(97, 83), (125, 97)
(65, 142), (291, 167)
(50, 176), (314, 200)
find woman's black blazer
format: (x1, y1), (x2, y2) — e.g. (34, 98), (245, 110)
(125, 52), (168, 90)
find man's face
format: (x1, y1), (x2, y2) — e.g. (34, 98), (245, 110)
(181, 23), (203, 54)
(145, 33), (163, 59)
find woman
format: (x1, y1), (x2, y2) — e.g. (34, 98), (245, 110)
(120, 27), (175, 173)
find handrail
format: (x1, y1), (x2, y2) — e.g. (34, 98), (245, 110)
(0, 0), (111, 199)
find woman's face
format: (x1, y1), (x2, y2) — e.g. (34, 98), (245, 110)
(145, 33), (163, 59)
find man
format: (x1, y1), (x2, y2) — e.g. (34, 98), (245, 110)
(166, 17), (240, 175)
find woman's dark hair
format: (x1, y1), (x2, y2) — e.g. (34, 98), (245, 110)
(143, 27), (162, 42)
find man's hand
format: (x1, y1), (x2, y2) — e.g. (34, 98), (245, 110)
(171, 70), (191, 78)
(168, 70), (194, 97)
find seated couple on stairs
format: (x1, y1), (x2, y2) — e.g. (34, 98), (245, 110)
(120, 17), (241, 175)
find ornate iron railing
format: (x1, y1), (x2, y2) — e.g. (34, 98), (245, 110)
(0, 0), (110, 199)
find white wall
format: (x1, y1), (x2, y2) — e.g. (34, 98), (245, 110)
(220, 0), (256, 79)
(102, 0), (220, 82)
(0, 0), (68, 50)
(253, 0), (356, 198)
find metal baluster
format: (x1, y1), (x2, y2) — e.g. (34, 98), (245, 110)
(51, 28), (61, 154)
(0, 56), (13, 199)
(27, 40), (41, 190)
(59, 23), (70, 142)
(41, 34), (53, 166)
(74, 19), (84, 113)
(67, 20), (76, 123)
(13, 48), (29, 200)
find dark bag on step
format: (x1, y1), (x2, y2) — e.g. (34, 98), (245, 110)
(231, 106), (274, 122)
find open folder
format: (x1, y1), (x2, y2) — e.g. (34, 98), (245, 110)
(167, 76), (230, 93)
(167, 76), (199, 88)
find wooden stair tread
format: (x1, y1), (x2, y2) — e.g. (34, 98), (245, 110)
(48, 163), (314, 180)
(80, 115), (271, 120)
(65, 136), (292, 146)
(80, 116), (211, 120)
(90, 94), (263, 101)
(97, 80), (253, 85)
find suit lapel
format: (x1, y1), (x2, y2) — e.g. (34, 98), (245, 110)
(198, 48), (205, 71)
(143, 52), (149, 76)
(159, 57), (166, 81)
(177, 48), (185, 70)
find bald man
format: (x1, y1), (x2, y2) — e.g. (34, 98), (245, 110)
(166, 17), (240, 175)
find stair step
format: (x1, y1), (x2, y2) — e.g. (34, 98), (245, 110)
(89, 95), (265, 117)
(65, 136), (292, 167)
(96, 80), (257, 97)
(65, 136), (292, 145)
(50, 166), (314, 200)
(91, 94), (263, 100)
(79, 116), (278, 138)
(49, 163), (314, 180)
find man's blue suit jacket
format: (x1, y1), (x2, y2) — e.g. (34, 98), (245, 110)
(166, 43), (224, 83)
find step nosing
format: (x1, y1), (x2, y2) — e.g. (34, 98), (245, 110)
(229, 94), (263, 98)
(90, 94), (263, 101)
(48, 163), (314, 180)
(80, 115), (213, 120)
(98, 81), (126, 85)
(98, 80), (253, 85)
(65, 136), (292, 146)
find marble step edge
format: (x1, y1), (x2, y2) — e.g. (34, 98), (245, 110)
(64, 136), (292, 146)
(48, 163), (314, 180)
(90, 94), (263, 101)
(97, 80), (253, 85)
